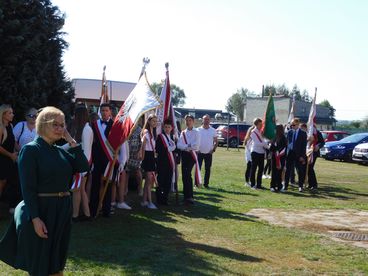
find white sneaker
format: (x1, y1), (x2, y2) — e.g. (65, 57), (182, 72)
(9, 208), (15, 215)
(280, 185), (286, 193)
(270, 188), (276, 192)
(267, 175), (272, 179)
(141, 201), (148, 207)
(299, 187), (303, 192)
(262, 175), (267, 179)
(117, 202), (132, 210)
(147, 202), (157, 209)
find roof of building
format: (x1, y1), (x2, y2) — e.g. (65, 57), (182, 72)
(72, 78), (136, 102)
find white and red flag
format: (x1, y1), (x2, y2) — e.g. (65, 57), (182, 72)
(108, 72), (161, 152)
(287, 94), (296, 126)
(97, 66), (109, 117)
(307, 88), (318, 163)
(156, 63), (179, 138)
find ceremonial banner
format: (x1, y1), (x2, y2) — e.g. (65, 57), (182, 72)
(262, 93), (276, 140)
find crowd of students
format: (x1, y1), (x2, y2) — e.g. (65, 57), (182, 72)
(243, 117), (325, 193)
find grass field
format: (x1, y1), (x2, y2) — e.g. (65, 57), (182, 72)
(0, 147), (367, 275)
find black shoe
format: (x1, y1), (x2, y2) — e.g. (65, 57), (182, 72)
(72, 216), (80, 223)
(204, 184), (209, 188)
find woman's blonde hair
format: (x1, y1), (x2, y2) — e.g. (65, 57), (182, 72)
(36, 106), (65, 137)
(243, 125), (255, 146)
(0, 104), (12, 143)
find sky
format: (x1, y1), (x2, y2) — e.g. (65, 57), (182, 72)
(52, 0), (368, 121)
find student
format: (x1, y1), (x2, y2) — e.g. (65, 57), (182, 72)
(307, 129), (325, 191)
(249, 118), (269, 189)
(197, 114), (218, 188)
(177, 115), (200, 204)
(69, 105), (93, 221)
(243, 126), (254, 186)
(156, 119), (176, 205)
(140, 114), (158, 209)
(270, 124), (287, 192)
(90, 103), (114, 218)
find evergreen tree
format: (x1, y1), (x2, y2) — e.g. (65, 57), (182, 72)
(0, 0), (74, 122)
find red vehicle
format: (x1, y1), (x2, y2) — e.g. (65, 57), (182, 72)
(217, 123), (251, 148)
(321, 131), (350, 142)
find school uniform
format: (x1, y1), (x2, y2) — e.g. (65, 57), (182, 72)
(250, 128), (269, 188)
(90, 118), (113, 218)
(270, 136), (287, 190)
(155, 133), (176, 204)
(308, 130), (325, 189)
(285, 129), (296, 189)
(177, 128), (200, 201)
(197, 126), (217, 187)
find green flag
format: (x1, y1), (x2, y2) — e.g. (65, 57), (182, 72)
(262, 94), (276, 139)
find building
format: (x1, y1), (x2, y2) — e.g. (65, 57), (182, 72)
(174, 107), (234, 122)
(72, 78), (136, 111)
(244, 96), (336, 130)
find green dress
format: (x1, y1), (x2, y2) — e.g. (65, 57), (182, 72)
(0, 137), (89, 276)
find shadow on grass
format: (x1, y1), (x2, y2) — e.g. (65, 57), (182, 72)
(68, 211), (262, 275)
(282, 184), (368, 200)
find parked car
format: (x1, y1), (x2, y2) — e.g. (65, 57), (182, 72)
(217, 123), (251, 148)
(209, 122), (223, 130)
(320, 133), (368, 161)
(352, 143), (368, 165)
(321, 130), (350, 142)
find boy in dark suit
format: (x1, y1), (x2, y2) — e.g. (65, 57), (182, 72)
(292, 119), (307, 192)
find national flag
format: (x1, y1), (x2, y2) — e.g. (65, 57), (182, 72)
(262, 93), (276, 140)
(108, 72), (161, 151)
(97, 66), (109, 117)
(156, 63), (178, 138)
(307, 88), (318, 163)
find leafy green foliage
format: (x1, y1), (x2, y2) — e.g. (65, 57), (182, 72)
(319, 99), (336, 118)
(225, 87), (253, 121)
(0, 0), (74, 122)
(150, 81), (186, 107)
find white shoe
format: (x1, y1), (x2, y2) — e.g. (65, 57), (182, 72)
(141, 201), (148, 207)
(262, 175), (267, 179)
(270, 188), (276, 192)
(9, 208), (15, 215)
(280, 185), (285, 193)
(147, 202), (157, 209)
(117, 202), (132, 210)
(267, 175), (271, 179)
(299, 187), (303, 192)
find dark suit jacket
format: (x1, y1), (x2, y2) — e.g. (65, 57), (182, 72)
(314, 130), (325, 158)
(293, 128), (307, 159)
(92, 118), (113, 170)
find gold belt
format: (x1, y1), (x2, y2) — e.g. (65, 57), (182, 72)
(38, 192), (71, 197)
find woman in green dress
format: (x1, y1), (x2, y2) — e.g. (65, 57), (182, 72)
(0, 106), (89, 276)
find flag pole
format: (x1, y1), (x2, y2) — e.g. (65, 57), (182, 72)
(95, 58), (151, 218)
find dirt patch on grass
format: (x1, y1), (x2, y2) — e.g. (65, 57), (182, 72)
(245, 208), (368, 249)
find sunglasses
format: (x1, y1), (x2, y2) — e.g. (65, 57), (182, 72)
(27, 114), (37, 119)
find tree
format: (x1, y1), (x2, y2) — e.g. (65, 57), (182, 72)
(0, 0), (74, 122)
(276, 84), (290, 96)
(150, 82), (186, 107)
(289, 84), (302, 100)
(301, 89), (311, 102)
(319, 99), (336, 119)
(225, 87), (252, 121)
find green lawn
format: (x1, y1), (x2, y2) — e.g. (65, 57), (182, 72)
(1, 147), (367, 275)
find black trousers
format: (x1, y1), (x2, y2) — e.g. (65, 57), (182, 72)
(264, 158), (271, 175)
(270, 157), (284, 190)
(181, 151), (195, 200)
(285, 152), (296, 188)
(90, 163), (112, 217)
(250, 152), (264, 188)
(197, 152), (213, 186)
(308, 153), (318, 188)
(245, 161), (251, 182)
(295, 157), (306, 188)
(157, 164), (173, 204)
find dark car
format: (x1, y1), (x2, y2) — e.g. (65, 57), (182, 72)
(321, 130), (350, 142)
(320, 132), (368, 161)
(217, 123), (251, 148)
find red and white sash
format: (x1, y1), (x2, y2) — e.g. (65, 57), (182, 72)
(70, 153), (93, 192)
(182, 131), (202, 186)
(253, 129), (263, 143)
(159, 133), (176, 190)
(94, 120), (119, 180)
(275, 147), (286, 170)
